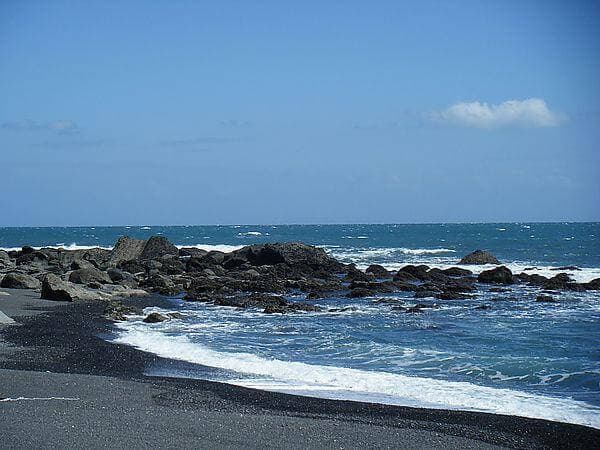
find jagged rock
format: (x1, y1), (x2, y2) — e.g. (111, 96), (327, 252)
(0, 272), (41, 289)
(140, 236), (179, 260)
(16, 251), (49, 269)
(393, 270), (419, 283)
(143, 312), (169, 323)
(40, 273), (101, 301)
(109, 236), (145, 265)
(69, 268), (112, 285)
(365, 264), (390, 278)
(459, 250), (500, 265)
(478, 266), (514, 284)
(107, 268), (138, 285)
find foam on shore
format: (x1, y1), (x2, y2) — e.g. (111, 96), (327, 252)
(113, 326), (600, 429)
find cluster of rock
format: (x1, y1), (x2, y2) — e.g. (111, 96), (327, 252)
(1, 240), (598, 320)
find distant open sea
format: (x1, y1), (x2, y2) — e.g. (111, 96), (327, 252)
(2, 223), (599, 428)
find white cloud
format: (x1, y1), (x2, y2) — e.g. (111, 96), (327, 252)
(430, 98), (565, 128)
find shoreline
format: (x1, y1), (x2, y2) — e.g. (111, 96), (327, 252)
(1, 289), (599, 448)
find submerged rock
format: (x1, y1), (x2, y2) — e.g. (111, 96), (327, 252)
(536, 294), (557, 303)
(143, 312), (169, 323)
(459, 250), (500, 265)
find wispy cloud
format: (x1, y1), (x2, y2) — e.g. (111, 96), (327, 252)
(159, 136), (252, 147)
(429, 98), (565, 128)
(1, 119), (80, 134)
(219, 119), (253, 128)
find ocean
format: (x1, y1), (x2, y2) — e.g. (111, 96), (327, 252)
(1, 223), (599, 428)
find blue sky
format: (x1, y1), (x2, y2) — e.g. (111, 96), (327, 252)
(1, 0), (599, 225)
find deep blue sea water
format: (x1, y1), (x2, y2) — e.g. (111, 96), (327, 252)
(2, 223), (599, 427)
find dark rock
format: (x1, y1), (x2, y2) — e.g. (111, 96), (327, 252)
(365, 264), (390, 278)
(346, 287), (374, 298)
(585, 278), (600, 290)
(393, 270), (420, 283)
(0, 250), (14, 268)
(542, 273), (584, 291)
(474, 304), (491, 310)
(157, 255), (185, 275)
(40, 273), (100, 302)
(405, 306), (425, 313)
(345, 266), (373, 282)
(21, 246), (35, 255)
(109, 236), (146, 265)
(550, 266), (580, 271)
(143, 312), (169, 323)
(396, 265), (430, 281)
(142, 274), (179, 295)
(435, 291), (475, 300)
(478, 266), (514, 284)
(140, 236), (179, 260)
(223, 256), (249, 270)
(69, 268), (112, 285)
(489, 287), (510, 293)
(0, 272), (41, 289)
(70, 259), (95, 270)
(178, 247), (208, 258)
(442, 267), (473, 277)
(107, 268), (137, 285)
(104, 300), (138, 322)
(414, 290), (437, 299)
(459, 250), (500, 265)
(16, 251), (49, 269)
(536, 295), (557, 303)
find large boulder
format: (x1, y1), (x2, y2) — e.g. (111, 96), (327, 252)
(459, 250), (500, 265)
(0, 272), (41, 289)
(229, 243), (343, 275)
(108, 236), (146, 265)
(139, 236), (179, 260)
(478, 266), (514, 284)
(69, 268), (112, 285)
(41, 273), (101, 301)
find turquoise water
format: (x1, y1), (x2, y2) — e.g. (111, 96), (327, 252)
(2, 223), (599, 426)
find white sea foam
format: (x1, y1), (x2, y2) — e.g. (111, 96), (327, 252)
(237, 231), (265, 237)
(113, 326), (600, 429)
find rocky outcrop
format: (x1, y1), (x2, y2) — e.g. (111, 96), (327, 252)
(109, 236), (145, 266)
(0, 272), (41, 289)
(459, 250), (500, 265)
(477, 266), (514, 284)
(139, 236), (179, 260)
(69, 268), (112, 285)
(41, 273), (101, 301)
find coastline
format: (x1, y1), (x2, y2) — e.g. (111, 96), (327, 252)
(1, 289), (599, 449)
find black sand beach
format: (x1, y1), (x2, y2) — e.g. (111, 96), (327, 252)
(0, 289), (598, 449)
